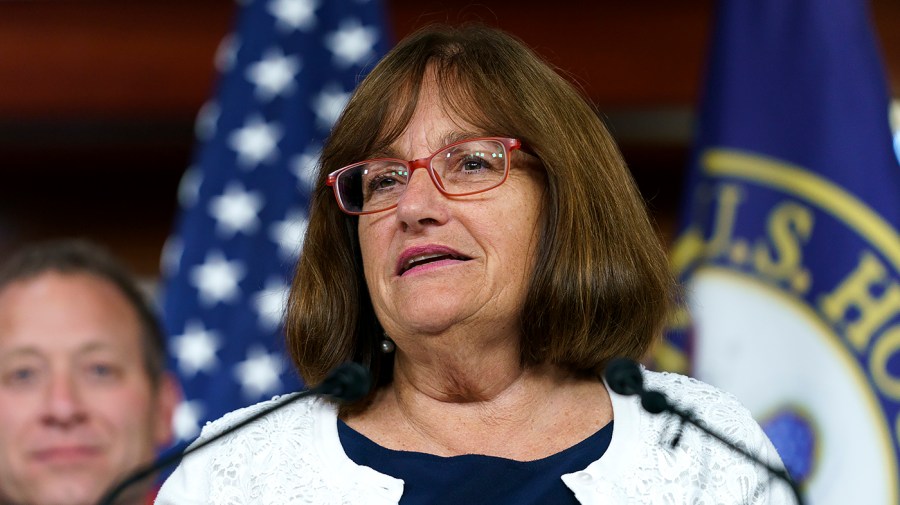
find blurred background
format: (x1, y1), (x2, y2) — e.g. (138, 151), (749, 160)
(5, 2), (900, 500)
(2, 0), (896, 279)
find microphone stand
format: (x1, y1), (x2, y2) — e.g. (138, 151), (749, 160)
(640, 390), (805, 505)
(604, 358), (805, 505)
(96, 362), (370, 505)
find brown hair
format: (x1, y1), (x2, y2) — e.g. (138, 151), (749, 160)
(286, 24), (674, 399)
(0, 239), (167, 387)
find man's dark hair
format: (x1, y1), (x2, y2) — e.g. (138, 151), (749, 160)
(0, 239), (167, 386)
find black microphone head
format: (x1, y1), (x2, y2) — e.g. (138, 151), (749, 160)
(640, 390), (669, 414)
(604, 358), (645, 396)
(317, 362), (371, 403)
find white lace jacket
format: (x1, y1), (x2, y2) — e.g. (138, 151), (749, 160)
(156, 371), (795, 504)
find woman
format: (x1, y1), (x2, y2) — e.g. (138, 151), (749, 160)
(157, 24), (790, 504)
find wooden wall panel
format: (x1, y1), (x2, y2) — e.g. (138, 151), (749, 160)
(0, 1), (234, 119)
(0, 0), (896, 275)
(0, 1), (895, 119)
(873, 0), (900, 97)
(386, 1), (714, 106)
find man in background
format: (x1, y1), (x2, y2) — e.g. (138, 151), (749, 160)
(0, 240), (179, 505)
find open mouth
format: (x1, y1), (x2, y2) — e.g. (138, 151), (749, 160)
(397, 248), (472, 275)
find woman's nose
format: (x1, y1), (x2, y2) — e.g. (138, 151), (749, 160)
(394, 166), (448, 231)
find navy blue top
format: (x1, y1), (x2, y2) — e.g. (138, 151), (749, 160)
(338, 420), (613, 504)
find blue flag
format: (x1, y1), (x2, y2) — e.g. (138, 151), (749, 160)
(160, 0), (390, 444)
(665, 0), (900, 502)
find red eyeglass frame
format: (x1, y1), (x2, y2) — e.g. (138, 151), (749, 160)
(326, 137), (527, 216)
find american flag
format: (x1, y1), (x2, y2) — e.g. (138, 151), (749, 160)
(160, 0), (390, 444)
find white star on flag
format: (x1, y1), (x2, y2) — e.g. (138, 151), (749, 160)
(194, 101), (221, 141)
(324, 18), (379, 68)
(189, 251), (247, 306)
(161, 236), (184, 277)
(228, 116), (283, 168)
(290, 143), (321, 190)
(253, 278), (290, 330)
(171, 319), (222, 377)
(234, 345), (286, 399)
(268, 0), (318, 32)
(208, 182), (265, 237)
(312, 83), (351, 130)
(178, 165), (202, 209)
(270, 209), (309, 259)
(246, 48), (302, 101)
(215, 34), (240, 73)
(173, 400), (204, 442)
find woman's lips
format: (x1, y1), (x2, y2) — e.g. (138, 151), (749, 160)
(396, 245), (472, 276)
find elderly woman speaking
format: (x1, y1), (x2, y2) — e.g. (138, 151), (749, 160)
(157, 24), (790, 504)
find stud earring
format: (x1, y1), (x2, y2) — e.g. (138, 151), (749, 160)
(381, 334), (395, 353)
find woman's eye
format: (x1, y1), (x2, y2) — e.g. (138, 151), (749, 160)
(456, 154), (496, 173)
(365, 170), (406, 194)
(372, 175), (399, 189)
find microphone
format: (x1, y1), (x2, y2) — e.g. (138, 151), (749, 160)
(603, 358), (805, 505)
(604, 357), (645, 396)
(316, 360), (371, 403)
(605, 358), (670, 414)
(96, 362), (371, 505)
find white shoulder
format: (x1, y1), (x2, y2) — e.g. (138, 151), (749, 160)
(641, 370), (770, 454)
(643, 370), (751, 418)
(156, 395), (337, 504)
(195, 393), (328, 443)
(631, 370), (793, 504)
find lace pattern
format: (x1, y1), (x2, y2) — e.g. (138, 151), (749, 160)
(156, 372), (793, 504)
(567, 371), (793, 504)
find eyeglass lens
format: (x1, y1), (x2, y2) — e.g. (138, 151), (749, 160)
(336, 139), (508, 213)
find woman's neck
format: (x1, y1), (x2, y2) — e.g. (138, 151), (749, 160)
(391, 336), (527, 402)
(345, 354), (612, 461)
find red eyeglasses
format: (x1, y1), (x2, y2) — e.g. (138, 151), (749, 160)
(326, 137), (525, 215)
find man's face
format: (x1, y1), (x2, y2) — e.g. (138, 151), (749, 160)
(0, 272), (176, 505)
